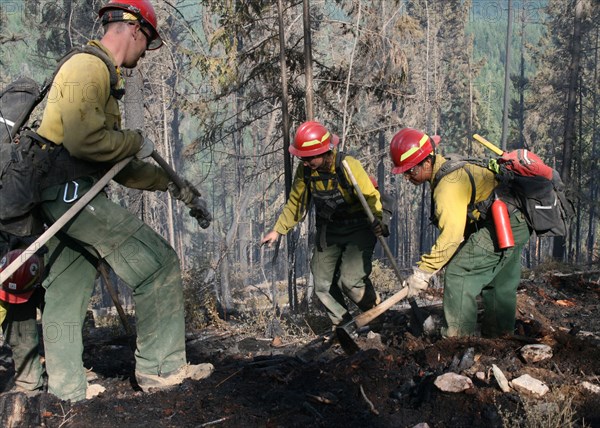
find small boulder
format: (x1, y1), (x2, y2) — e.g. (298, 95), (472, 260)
(520, 344), (553, 363)
(434, 372), (474, 393)
(458, 347), (475, 371)
(510, 374), (550, 397)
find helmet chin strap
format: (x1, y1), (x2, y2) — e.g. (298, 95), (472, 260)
(429, 135), (437, 167)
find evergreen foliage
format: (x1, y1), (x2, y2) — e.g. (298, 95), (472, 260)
(1, 0), (597, 307)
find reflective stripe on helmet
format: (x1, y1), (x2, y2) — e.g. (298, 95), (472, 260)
(400, 134), (431, 162)
(122, 11), (138, 20)
(300, 131), (330, 148)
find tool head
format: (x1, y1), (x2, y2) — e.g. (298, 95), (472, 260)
(335, 322), (360, 355)
(408, 297), (428, 337)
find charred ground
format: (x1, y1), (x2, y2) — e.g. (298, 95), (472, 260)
(1, 268), (599, 428)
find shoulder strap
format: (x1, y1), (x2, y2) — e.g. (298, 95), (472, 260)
(2, 45), (123, 144)
(334, 151), (352, 191)
(430, 156), (477, 224)
(302, 151), (351, 190)
(53, 45), (123, 100)
(432, 155), (467, 189)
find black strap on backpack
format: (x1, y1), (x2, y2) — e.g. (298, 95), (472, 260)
(54, 45), (123, 100)
(301, 150), (352, 198)
(1, 44), (122, 146)
(431, 156), (477, 225)
(298, 150), (354, 221)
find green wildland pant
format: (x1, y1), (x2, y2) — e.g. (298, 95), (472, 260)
(41, 177), (186, 401)
(311, 220), (378, 326)
(442, 211), (531, 337)
(2, 293), (45, 391)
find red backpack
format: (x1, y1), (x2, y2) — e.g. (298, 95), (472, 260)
(433, 148), (574, 237)
(497, 149), (553, 180)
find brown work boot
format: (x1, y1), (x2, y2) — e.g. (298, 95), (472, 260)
(136, 363), (214, 392)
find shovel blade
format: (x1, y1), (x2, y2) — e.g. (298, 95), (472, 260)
(335, 324), (360, 355)
(408, 297), (429, 337)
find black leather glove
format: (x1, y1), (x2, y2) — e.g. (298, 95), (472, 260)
(188, 197), (212, 229)
(371, 218), (388, 237)
(168, 179), (199, 205)
(168, 180), (212, 229)
(381, 223), (390, 237)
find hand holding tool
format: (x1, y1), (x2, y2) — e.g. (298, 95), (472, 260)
(335, 160), (429, 354)
(151, 151), (211, 229)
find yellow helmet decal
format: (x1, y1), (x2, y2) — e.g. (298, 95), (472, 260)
(400, 133), (430, 161)
(122, 12), (139, 21)
(301, 131), (330, 148)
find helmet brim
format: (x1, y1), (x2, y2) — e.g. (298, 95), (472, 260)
(0, 287), (34, 304)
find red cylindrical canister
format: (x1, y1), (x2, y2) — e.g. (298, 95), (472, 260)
(491, 197), (514, 249)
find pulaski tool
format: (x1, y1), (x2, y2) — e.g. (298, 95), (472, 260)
(336, 160), (429, 355)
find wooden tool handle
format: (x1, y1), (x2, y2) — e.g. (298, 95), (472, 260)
(473, 134), (504, 156)
(354, 286), (409, 328)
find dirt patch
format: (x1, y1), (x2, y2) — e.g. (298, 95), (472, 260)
(1, 271), (599, 427)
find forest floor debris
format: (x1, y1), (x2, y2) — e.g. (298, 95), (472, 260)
(0, 269), (599, 427)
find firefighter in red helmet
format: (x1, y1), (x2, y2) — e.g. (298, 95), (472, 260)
(32, 0), (213, 402)
(98, 0), (163, 50)
(389, 127), (531, 337)
(262, 121), (386, 329)
(0, 248), (46, 392)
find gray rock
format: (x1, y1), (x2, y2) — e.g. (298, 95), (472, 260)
(510, 374), (550, 397)
(520, 344), (553, 363)
(434, 372), (474, 392)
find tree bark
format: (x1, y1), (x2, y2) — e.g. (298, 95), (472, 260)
(501, 0), (513, 151)
(303, 0), (314, 121)
(553, 0), (584, 261)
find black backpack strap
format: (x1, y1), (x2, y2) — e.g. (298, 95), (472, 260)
(54, 45), (123, 100)
(432, 156), (467, 188)
(334, 151), (352, 191)
(430, 158), (477, 224)
(298, 164), (312, 220)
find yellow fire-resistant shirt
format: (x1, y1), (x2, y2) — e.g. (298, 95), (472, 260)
(0, 300), (7, 325)
(273, 151), (382, 235)
(418, 154), (498, 273)
(37, 41), (169, 191)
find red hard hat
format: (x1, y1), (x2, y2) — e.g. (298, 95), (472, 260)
(290, 121), (339, 158)
(389, 128), (440, 174)
(99, 0), (163, 50)
(0, 250), (43, 304)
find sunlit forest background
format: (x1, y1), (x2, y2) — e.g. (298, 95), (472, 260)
(1, 0), (598, 313)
